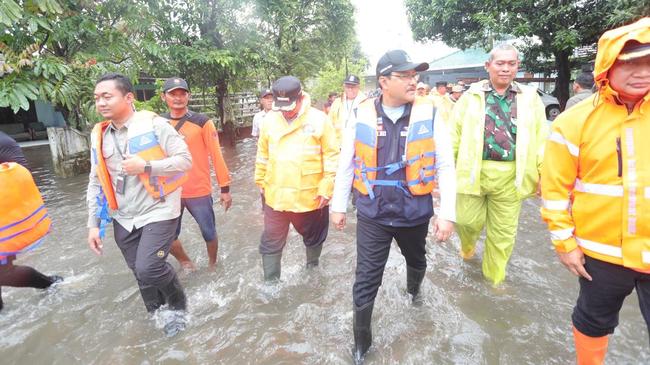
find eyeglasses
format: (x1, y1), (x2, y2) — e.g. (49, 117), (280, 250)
(389, 73), (419, 82)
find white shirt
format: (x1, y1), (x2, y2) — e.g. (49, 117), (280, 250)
(330, 107), (457, 222)
(252, 110), (269, 137)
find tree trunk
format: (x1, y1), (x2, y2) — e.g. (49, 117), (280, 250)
(554, 50), (571, 110)
(216, 79), (228, 128)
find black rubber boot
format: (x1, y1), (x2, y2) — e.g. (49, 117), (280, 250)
(159, 275), (187, 337)
(353, 301), (374, 365)
(305, 244), (323, 268)
(262, 253), (282, 282)
(407, 266), (426, 306)
(139, 285), (166, 313)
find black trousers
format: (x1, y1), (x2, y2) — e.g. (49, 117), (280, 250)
(0, 256), (55, 310)
(259, 204), (329, 255)
(353, 215), (429, 308)
(114, 218), (179, 289)
(573, 256), (650, 337)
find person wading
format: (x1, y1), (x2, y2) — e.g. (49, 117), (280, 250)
(541, 18), (650, 365)
(86, 73), (192, 336)
(161, 77), (232, 271)
(330, 49), (456, 364)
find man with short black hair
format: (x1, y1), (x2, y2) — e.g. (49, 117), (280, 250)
(328, 74), (366, 146)
(161, 77), (232, 272)
(565, 71), (595, 110)
(86, 72), (192, 336)
(331, 49), (456, 364)
(255, 76), (339, 282)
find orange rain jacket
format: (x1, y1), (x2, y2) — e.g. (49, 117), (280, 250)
(541, 17), (650, 270)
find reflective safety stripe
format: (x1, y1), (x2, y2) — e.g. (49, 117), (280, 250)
(549, 131), (579, 157)
(577, 237), (622, 258)
(543, 199), (570, 211)
(550, 227), (574, 240)
(303, 145), (322, 154)
(574, 179), (623, 197)
(642, 252), (650, 264)
(645, 187), (650, 198)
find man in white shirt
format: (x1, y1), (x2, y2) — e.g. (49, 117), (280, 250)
(327, 75), (366, 146)
(251, 88), (273, 138)
(330, 49), (456, 364)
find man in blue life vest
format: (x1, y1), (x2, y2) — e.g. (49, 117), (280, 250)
(86, 73), (192, 336)
(330, 50), (457, 364)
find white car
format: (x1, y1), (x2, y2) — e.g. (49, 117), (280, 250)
(537, 89), (561, 121)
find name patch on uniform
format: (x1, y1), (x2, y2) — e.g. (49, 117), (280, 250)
(400, 130), (408, 137)
(377, 130), (387, 137)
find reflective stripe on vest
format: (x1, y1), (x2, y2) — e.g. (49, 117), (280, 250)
(353, 98), (437, 199)
(0, 162), (51, 260)
(91, 111), (187, 237)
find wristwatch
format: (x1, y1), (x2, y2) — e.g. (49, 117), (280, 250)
(144, 162), (152, 174)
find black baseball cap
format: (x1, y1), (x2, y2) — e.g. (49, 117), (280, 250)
(376, 50), (429, 77)
(162, 77), (190, 93)
(343, 75), (360, 85)
(260, 88), (273, 98)
(272, 76), (302, 111)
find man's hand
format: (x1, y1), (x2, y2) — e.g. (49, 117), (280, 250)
(121, 155), (146, 175)
(331, 212), (346, 230)
(220, 192), (232, 212)
(88, 228), (103, 256)
(432, 218), (454, 242)
(557, 247), (592, 281)
(315, 195), (329, 209)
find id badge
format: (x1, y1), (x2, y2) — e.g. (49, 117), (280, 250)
(115, 174), (127, 195)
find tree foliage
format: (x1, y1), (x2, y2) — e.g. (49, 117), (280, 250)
(405, 0), (650, 108)
(1, 0), (359, 128)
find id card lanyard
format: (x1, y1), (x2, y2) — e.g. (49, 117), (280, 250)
(110, 130), (129, 195)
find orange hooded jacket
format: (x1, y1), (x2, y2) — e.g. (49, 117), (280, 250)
(541, 17), (650, 270)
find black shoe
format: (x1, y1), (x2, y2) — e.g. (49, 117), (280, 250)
(353, 301), (374, 365)
(163, 310), (187, 337)
(262, 253), (282, 282)
(305, 244), (323, 269)
(49, 275), (64, 285)
(406, 266), (426, 307)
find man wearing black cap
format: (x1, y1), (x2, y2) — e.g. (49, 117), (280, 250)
(161, 77), (232, 272)
(330, 50), (456, 363)
(254, 76), (339, 282)
(252, 88), (273, 138)
(328, 75), (366, 146)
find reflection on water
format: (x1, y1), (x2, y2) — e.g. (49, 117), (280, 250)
(0, 141), (647, 364)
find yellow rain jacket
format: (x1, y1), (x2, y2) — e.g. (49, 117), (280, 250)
(328, 93), (366, 146)
(450, 80), (548, 198)
(255, 93), (339, 212)
(437, 94), (456, 127)
(541, 17), (650, 270)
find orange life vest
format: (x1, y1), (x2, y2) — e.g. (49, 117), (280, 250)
(90, 110), (188, 210)
(0, 162), (51, 263)
(353, 97), (437, 199)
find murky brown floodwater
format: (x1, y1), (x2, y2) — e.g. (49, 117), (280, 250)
(0, 139), (647, 364)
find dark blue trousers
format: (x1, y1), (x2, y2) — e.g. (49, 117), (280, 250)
(353, 215), (429, 308)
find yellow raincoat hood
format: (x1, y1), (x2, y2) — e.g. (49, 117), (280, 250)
(594, 17), (650, 88)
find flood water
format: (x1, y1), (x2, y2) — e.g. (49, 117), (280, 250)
(1, 139), (648, 364)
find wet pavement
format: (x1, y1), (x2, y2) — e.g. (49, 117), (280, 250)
(0, 139), (647, 364)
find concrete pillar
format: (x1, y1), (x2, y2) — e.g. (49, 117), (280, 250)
(47, 127), (90, 178)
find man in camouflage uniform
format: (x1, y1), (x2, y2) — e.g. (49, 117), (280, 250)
(450, 44), (547, 286)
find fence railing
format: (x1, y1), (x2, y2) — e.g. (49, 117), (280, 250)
(188, 91), (259, 129)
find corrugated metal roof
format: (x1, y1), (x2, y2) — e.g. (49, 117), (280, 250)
(428, 48), (489, 70)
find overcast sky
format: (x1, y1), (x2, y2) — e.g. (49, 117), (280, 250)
(350, 0), (455, 75)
